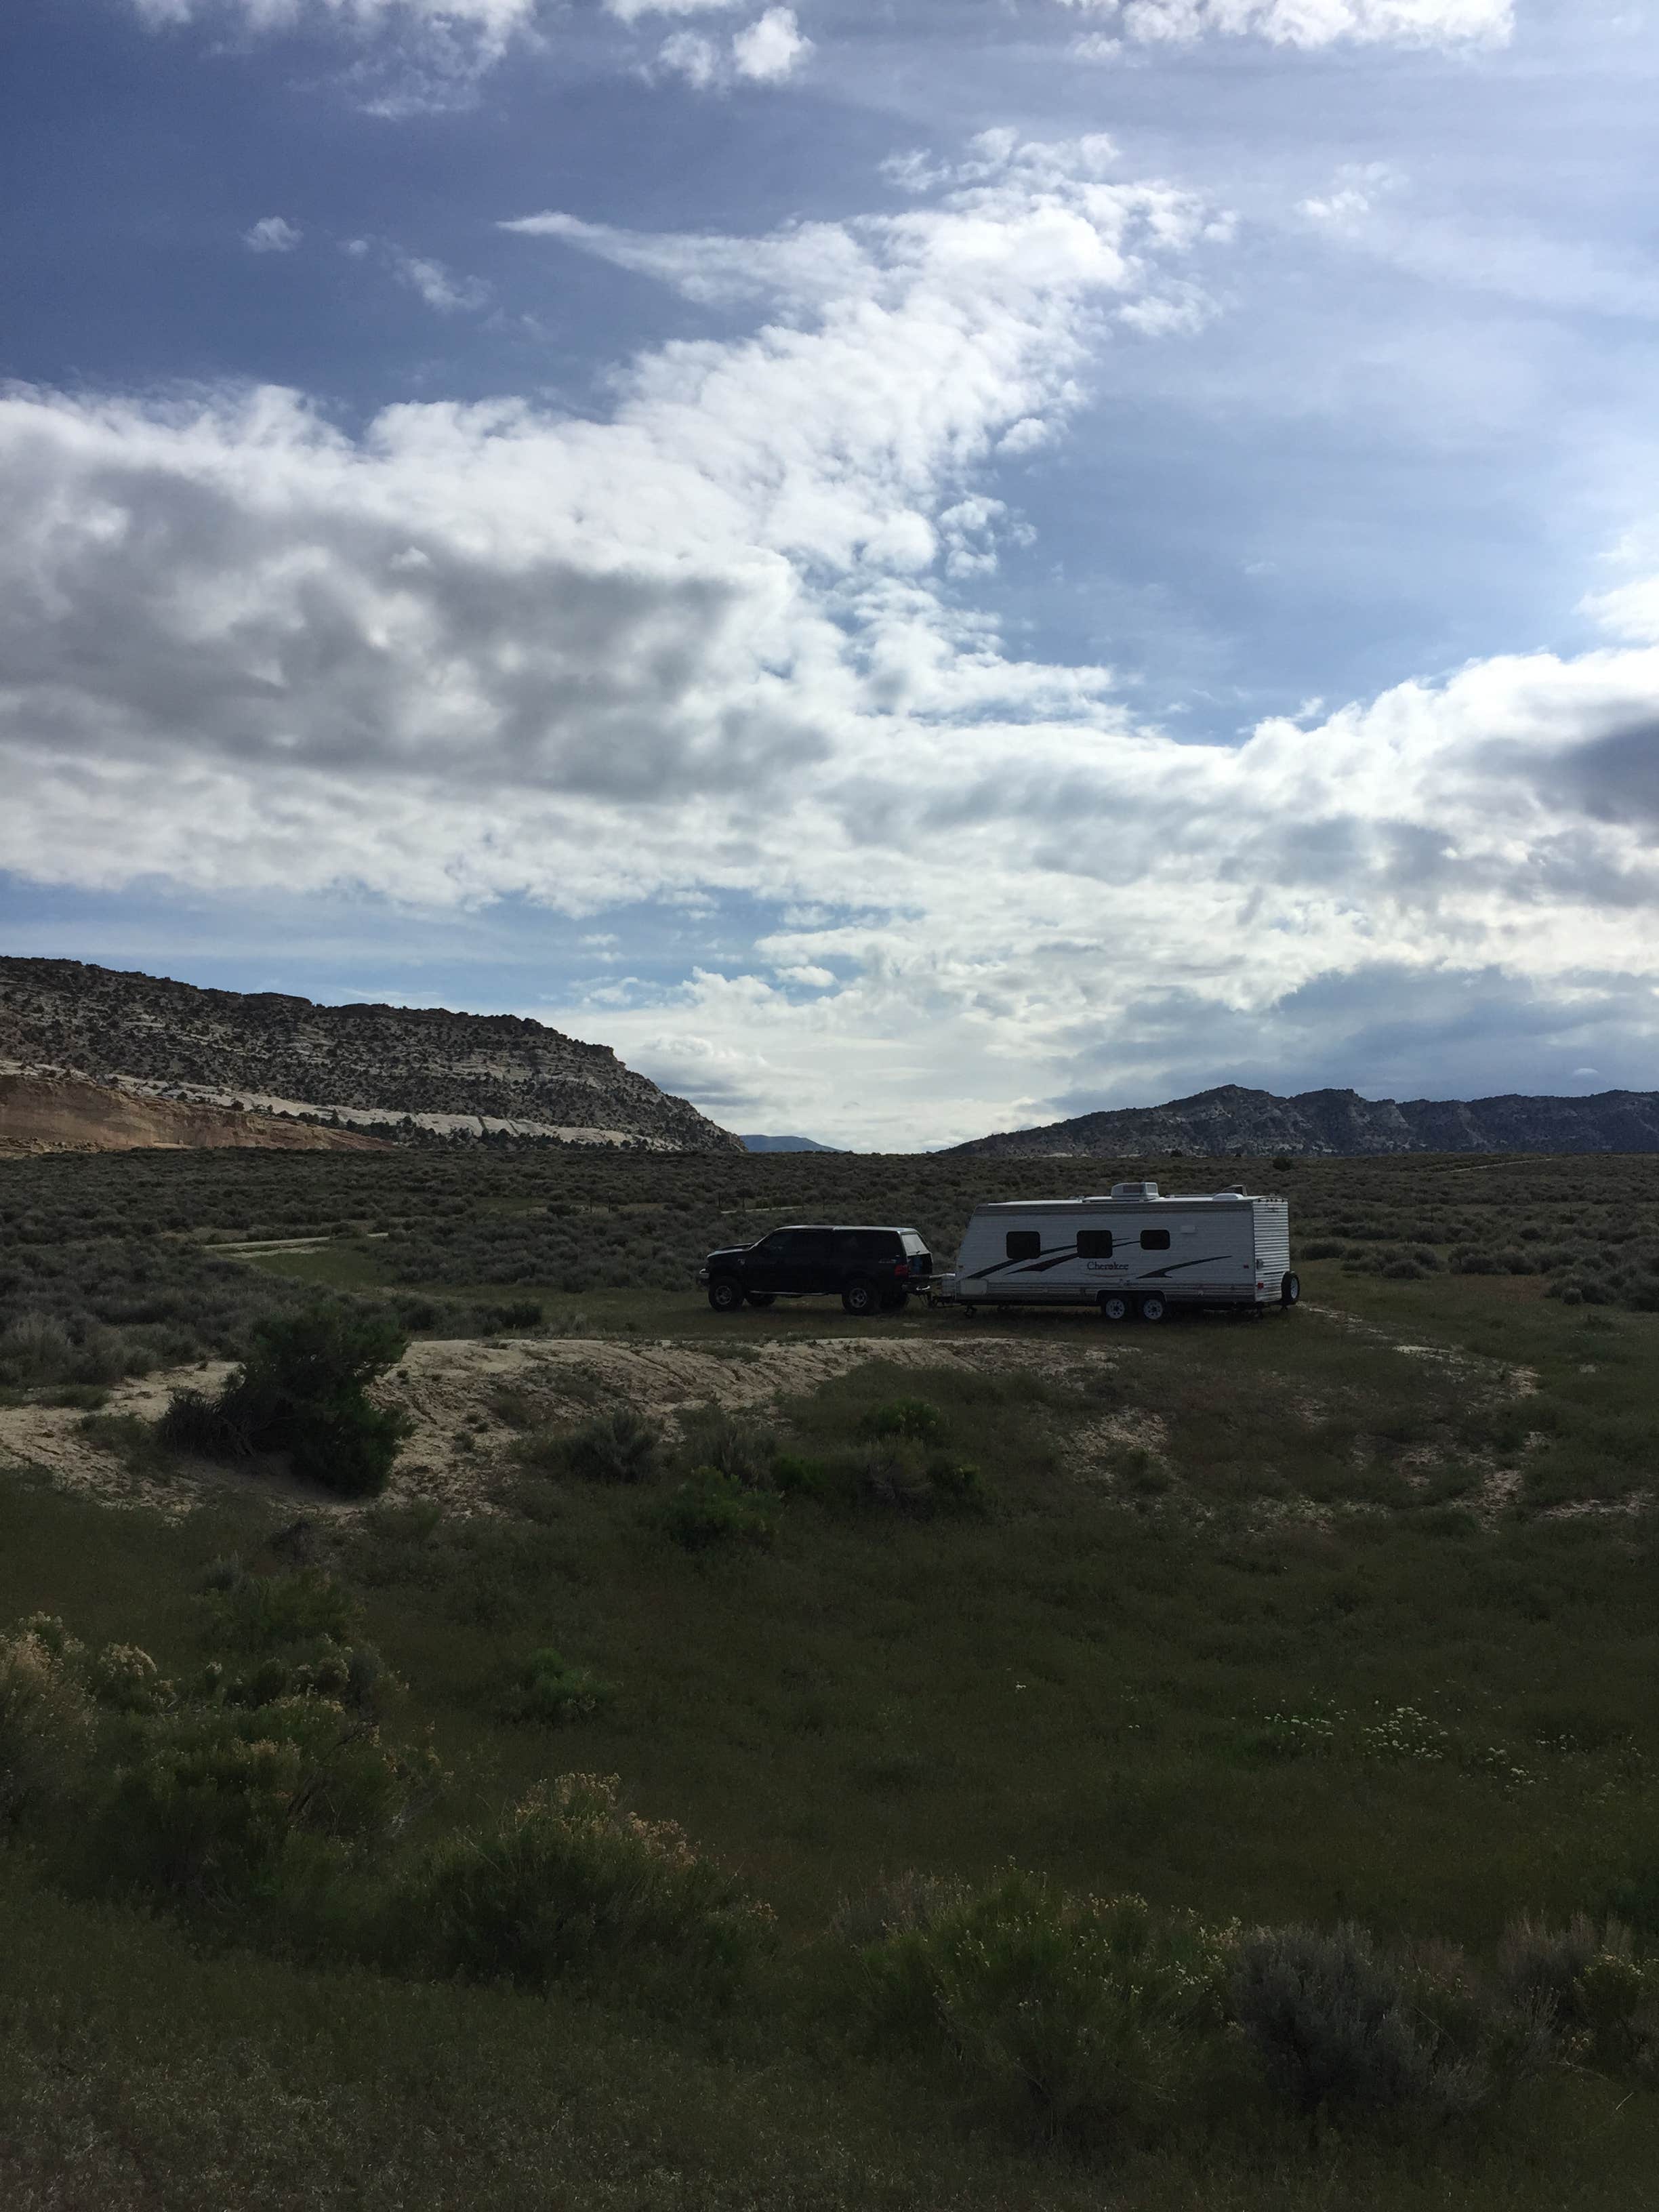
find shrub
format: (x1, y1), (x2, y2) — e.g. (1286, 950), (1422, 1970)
(497, 1647), (615, 1726)
(159, 1302), (410, 1497)
(197, 1566), (361, 1652)
(1232, 1923), (1495, 2122)
(863, 1398), (948, 1444)
(520, 1407), (663, 1486)
(855, 1872), (1233, 2148)
(77, 1411), (176, 1477)
(677, 1410), (778, 1489)
(88, 1696), (420, 1914)
(0, 1620), (95, 1828)
(396, 1771), (771, 1994)
(854, 1441), (986, 1516)
(659, 1469), (777, 1551)
(1496, 1914), (1658, 2071)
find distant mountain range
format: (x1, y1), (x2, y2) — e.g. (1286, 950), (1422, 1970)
(739, 1134), (842, 1153)
(947, 1084), (1659, 1158)
(0, 958), (741, 1152)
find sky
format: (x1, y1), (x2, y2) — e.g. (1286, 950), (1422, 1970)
(2, 0), (1658, 1147)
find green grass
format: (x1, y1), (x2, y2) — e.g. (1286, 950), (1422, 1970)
(6, 1147), (1659, 2202)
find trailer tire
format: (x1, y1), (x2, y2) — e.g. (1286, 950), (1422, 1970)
(1099, 1291), (1130, 1324)
(1280, 1271), (1300, 1309)
(708, 1277), (743, 1314)
(745, 1292), (776, 1308)
(1136, 1292), (1168, 1324)
(842, 1277), (880, 1318)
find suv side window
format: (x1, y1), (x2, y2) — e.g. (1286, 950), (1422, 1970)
(1077, 1230), (1113, 1258)
(1006, 1231), (1041, 1260)
(758, 1231), (796, 1256)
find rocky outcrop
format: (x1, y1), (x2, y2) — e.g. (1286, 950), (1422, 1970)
(0, 1073), (392, 1155)
(0, 958), (742, 1152)
(949, 1082), (1659, 1158)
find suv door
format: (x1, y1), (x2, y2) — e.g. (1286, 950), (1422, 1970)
(747, 1231), (794, 1294)
(793, 1227), (836, 1292)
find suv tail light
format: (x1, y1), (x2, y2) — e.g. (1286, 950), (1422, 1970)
(893, 1261), (910, 1279)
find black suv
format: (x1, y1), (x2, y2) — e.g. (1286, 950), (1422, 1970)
(699, 1225), (933, 1317)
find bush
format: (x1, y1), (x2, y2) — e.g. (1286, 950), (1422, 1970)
(496, 1647), (615, 1726)
(676, 1410), (778, 1489)
(395, 1771), (772, 1995)
(659, 1469), (777, 1551)
(855, 1440), (986, 1517)
(159, 1303), (410, 1498)
(863, 1398), (948, 1444)
(197, 1566), (361, 1653)
(520, 1407), (663, 1486)
(88, 1696), (420, 1914)
(1496, 1914), (1658, 2072)
(1232, 1923), (1496, 2122)
(0, 1619), (95, 1828)
(855, 1872), (1233, 2148)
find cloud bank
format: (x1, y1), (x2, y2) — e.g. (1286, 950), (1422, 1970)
(6, 129), (1659, 1143)
(1057, 0), (1513, 47)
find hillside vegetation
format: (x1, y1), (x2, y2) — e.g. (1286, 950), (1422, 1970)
(1, 1144), (1658, 2207)
(0, 957), (739, 1150)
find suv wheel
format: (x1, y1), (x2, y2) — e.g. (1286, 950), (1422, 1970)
(841, 1277), (879, 1318)
(1099, 1291), (1130, 1323)
(1136, 1292), (1168, 1324)
(1281, 1271), (1300, 1309)
(745, 1292), (776, 1308)
(707, 1277), (744, 1314)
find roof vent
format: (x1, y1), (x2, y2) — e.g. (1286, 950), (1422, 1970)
(1109, 1181), (1160, 1202)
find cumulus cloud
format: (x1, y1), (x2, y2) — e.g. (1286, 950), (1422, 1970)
(649, 3), (808, 87)
(731, 5), (809, 79)
(7, 131), (1659, 1143)
(243, 215), (303, 253)
(1053, 0), (1513, 48)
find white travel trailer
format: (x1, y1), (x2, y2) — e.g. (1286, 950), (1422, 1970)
(935, 1182), (1296, 1322)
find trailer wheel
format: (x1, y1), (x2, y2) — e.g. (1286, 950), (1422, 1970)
(841, 1277), (880, 1318)
(1280, 1271), (1301, 1309)
(745, 1292), (776, 1308)
(708, 1277), (743, 1314)
(1136, 1292), (1168, 1324)
(1098, 1291), (1130, 1324)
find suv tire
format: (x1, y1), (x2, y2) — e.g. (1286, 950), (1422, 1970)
(841, 1277), (880, 1318)
(1136, 1292), (1168, 1324)
(1099, 1291), (1130, 1323)
(708, 1277), (744, 1314)
(745, 1292), (777, 1308)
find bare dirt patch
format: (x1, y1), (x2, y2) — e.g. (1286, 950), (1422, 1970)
(0, 1332), (1128, 1519)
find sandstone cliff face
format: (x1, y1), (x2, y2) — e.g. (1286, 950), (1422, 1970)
(0, 1074), (392, 1155)
(950, 1083), (1659, 1158)
(0, 958), (741, 1152)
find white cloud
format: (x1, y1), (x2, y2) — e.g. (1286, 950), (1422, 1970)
(243, 215), (303, 253)
(731, 5), (810, 79)
(386, 249), (489, 312)
(656, 27), (721, 83)
(9, 133), (1659, 1143)
(1054, 0), (1512, 48)
(606, 0), (742, 19)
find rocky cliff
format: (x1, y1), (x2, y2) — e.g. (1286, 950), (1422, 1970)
(949, 1083), (1659, 1158)
(0, 958), (742, 1152)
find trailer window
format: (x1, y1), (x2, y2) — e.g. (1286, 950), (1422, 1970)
(1139, 1229), (1171, 1251)
(1077, 1230), (1113, 1258)
(1006, 1231), (1042, 1261)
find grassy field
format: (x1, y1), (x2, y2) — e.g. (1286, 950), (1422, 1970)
(1, 1145), (1658, 2205)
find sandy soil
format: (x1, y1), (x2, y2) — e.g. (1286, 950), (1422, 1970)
(0, 1332), (1130, 1521)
